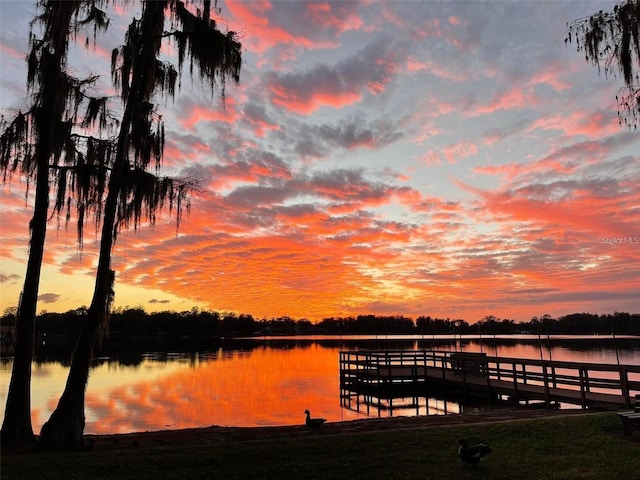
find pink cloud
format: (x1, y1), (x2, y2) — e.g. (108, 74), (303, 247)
(266, 34), (401, 115)
(0, 42), (24, 59)
(528, 109), (619, 138)
(305, 2), (364, 32)
(178, 99), (241, 129)
(74, 34), (112, 61)
(243, 114), (280, 138)
(224, 0), (332, 54)
(529, 64), (572, 92)
(269, 82), (362, 115)
(441, 140), (478, 164)
(474, 85), (536, 115)
(416, 151), (442, 166)
(405, 56), (466, 82)
(409, 17), (466, 49)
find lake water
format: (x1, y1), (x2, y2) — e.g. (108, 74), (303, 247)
(1, 335), (638, 435)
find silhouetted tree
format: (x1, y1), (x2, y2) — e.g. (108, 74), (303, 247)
(0, 0), (110, 449)
(567, 0), (640, 128)
(222, 313), (255, 336)
(39, 0), (241, 450)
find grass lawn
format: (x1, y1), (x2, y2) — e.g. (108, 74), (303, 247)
(2, 412), (639, 479)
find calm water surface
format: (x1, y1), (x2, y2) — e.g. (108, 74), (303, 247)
(1, 335), (638, 435)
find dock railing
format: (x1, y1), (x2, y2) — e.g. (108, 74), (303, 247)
(339, 350), (640, 409)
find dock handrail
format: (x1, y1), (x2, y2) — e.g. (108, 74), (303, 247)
(339, 349), (640, 409)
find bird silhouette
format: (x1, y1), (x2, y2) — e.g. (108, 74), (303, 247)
(304, 409), (327, 430)
(457, 438), (492, 464)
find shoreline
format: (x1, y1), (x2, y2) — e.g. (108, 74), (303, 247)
(2, 406), (590, 455)
(79, 407), (591, 452)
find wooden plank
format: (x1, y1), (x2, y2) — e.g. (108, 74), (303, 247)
(339, 349), (636, 410)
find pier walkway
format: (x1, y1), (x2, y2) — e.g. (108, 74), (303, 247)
(339, 350), (640, 414)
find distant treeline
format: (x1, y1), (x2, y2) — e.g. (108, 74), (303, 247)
(1, 308), (638, 342)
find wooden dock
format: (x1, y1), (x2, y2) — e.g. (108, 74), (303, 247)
(339, 350), (640, 415)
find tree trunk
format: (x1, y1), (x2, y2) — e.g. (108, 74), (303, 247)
(0, 1), (79, 450)
(38, 1), (167, 451)
(38, 100), (131, 450)
(37, 284), (113, 451)
(0, 172), (47, 448)
(36, 321), (95, 451)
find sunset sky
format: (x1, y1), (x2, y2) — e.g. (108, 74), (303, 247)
(1, 0), (638, 323)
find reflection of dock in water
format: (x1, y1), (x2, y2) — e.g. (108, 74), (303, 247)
(339, 350), (640, 416)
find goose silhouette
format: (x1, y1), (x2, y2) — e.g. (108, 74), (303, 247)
(304, 409), (327, 430)
(457, 438), (492, 464)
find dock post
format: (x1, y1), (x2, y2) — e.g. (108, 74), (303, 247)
(485, 361), (492, 405)
(460, 358), (468, 399)
(512, 362), (519, 405)
(620, 367), (630, 408)
(542, 363), (550, 408)
(579, 367), (587, 409)
(441, 355), (447, 400)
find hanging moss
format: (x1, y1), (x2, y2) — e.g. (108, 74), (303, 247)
(169, 0), (242, 98)
(2, 0), (122, 249)
(566, 0), (640, 129)
(105, 0), (242, 237)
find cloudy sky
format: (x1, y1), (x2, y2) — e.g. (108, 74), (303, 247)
(1, 0), (638, 323)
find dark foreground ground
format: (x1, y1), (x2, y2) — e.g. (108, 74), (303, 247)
(2, 409), (639, 480)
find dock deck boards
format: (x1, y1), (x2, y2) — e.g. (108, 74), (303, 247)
(340, 350), (640, 411)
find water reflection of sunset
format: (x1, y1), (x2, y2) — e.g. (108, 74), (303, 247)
(83, 344), (361, 434)
(25, 357), (190, 434)
(2, 338), (637, 435)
